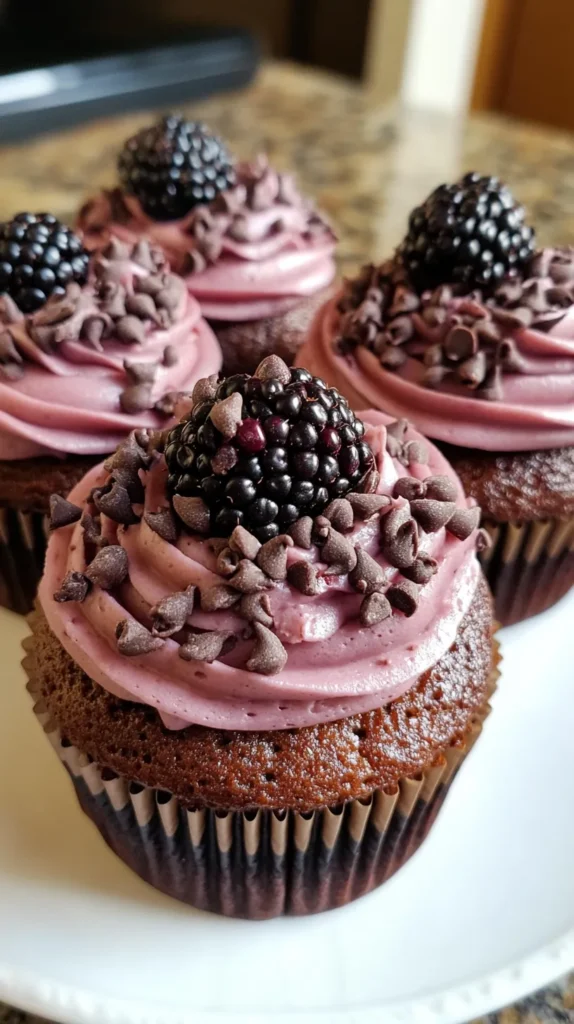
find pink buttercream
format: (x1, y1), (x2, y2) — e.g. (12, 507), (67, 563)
(78, 162), (336, 323)
(39, 411), (481, 732)
(299, 287), (574, 452)
(0, 278), (221, 461)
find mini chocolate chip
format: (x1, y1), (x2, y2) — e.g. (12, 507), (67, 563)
(424, 475), (458, 502)
(116, 619), (163, 656)
(347, 493), (391, 519)
(446, 506), (481, 540)
(423, 365), (449, 388)
(94, 482), (139, 525)
(81, 315), (110, 349)
(124, 359), (158, 386)
(321, 526), (358, 575)
(103, 237), (130, 262)
(312, 515), (331, 544)
(179, 630), (236, 663)
(383, 316), (414, 346)
(388, 285), (419, 316)
(229, 559), (270, 594)
(207, 537), (229, 556)
(209, 392), (243, 439)
(288, 516), (314, 549)
(497, 338), (528, 373)
(120, 384), (153, 415)
(410, 498), (456, 533)
(191, 374), (219, 405)
(495, 280), (525, 305)
(134, 273), (166, 297)
(172, 495), (210, 534)
(81, 511), (107, 548)
(239, 592), (274, 627)
(401, 553), (438, 584)
(215, 544), (240, 577)
(49, 494), (82, 530)
(386, 579), (420, 616)
(155, 285), (182, 315)
(380, 345), (407, 370)
(430, 285), (454, 306)
(393, 477), (425, 501)
(403, 440), (429, 467)
(125, 292), (160, 324)
(458, 350), (487, 388)
(474, 318), (502, 344)
(422, 306), (448, 327)
(200, 584), (241, 612)
(479, 363), (503, 402)
(349, 547), (386, 595)
(150, 585), (195, 638)
(254, 355), (291, 385)
(154, 391), (178, 417)
(229, 525), (261, 560)
(115, 315), (146, 345)
(323, 498), (354, 533)
(256, 534), (294, 581)
(287, 559), (320, 595)
(247, 622), (287, 675)
(360, 591), (391, 627)
(211, 445), (238, 475)
(131, 240), (157, 271)
(54, 570), (89, 603)
(386, 418), (409, 442)
(380, 506), (418, 569)
(444, 325), (478, 362)
(85, 545), (129, 589)
(144, 508), (178, 543)
(423, 343), (445, 367)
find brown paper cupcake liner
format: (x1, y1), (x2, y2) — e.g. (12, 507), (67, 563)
(24, 642), (500, 920)
(0, 507), (48, 615)
(479, 515), (574, 626)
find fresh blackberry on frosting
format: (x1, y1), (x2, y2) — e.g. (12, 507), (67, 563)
(399, 172), (536, 293)
(165, 356), (375, 541)
(0, 213), (89, 312)
(118, 116), (236, 221)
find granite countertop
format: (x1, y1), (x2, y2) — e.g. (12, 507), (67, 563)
(0, 61), (573, 1024)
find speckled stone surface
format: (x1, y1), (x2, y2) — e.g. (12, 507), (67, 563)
(0, 61), (573, 1023)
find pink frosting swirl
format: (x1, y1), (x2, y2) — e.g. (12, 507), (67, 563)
(78, 159), (336, 323)
(39, 411), (481, 732)
(299, 276), (574, 453)
(0, 250), (221, 460)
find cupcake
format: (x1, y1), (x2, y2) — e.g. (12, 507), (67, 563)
(299, 172), (574, 625)
(77, 116), (337, 374)
(26, 355), (497, 919)
(0, 212), (221, 613)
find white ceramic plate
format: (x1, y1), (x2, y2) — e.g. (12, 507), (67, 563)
(0, 594), (573, 1024)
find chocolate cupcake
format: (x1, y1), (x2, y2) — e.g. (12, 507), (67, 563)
(77, 117), (337, 374)
(298, 173), (574, 625)
(0, 213), (221, 613)
(25, 356), (497, 919)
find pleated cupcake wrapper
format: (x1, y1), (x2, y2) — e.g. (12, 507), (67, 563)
(479, 514), (574, 626)
(0, 508), (48, 615)
(23, 638), (500, 919)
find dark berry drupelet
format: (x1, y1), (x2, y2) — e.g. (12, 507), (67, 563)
(0, 213), (89, 313)
(399, 172), (536, 293)
(118, 116), (236, 221)
(164, 365), (375, 541)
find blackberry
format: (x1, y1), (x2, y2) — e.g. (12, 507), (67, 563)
(399, 172), (536, 293)
(0, 213), (89, 313)
(118, 115), (236, 221)
(165, 360), (375, 542)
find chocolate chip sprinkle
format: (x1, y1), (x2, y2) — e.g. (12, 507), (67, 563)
(287, 559), (321, 595)
(393, 478), (425, 501)
(94, 482), (139, 525)
(150, 585), (196, 638)
(229, 559), (270, 594)
(120, 383), (153, 415)
(402, 553), (438, 584)
(321, 526), (358, 575)
(191, 374), (219, 405)
(229, 524), (261, 561)
(424, 475), (458, 502)
(312, 515), (331, 544)
(446, 505), (481, 540)
(200, 584), (241, 612)
(172, 494), (210, 534)
(247, 622), (287, 675)
(288, 515), (313, 549)
(386, 579), (420, 617)
(254, 354), (291, 385)
(54, 570), (89, 603)
(256, 534), (294, 580)
(360, 591), (391, 627)
(349, 547), (386, 594)
(144, 507), (178, 543)
(49, 494), (82, 530)
(347, 493), (391, 519)
(380, 505), (419, 569)
(116, 619), (164, 656)
(239, 591), (274, 627)
(323, 498), (354, 533)
(216, 546), (240, 576)
(179, 630), (236, 663)
(85, 545), (129, 590)
(410, 498), (456, 533)
(209, 392), (243, 439)
(81, 511), (106, 547)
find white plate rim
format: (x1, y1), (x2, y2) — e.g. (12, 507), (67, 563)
(1, 926), (573, 1024)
